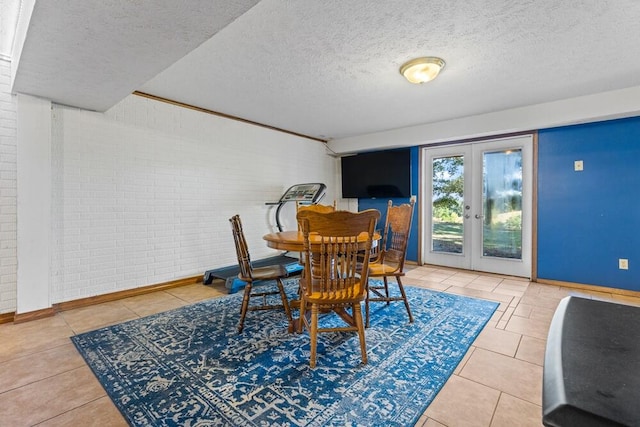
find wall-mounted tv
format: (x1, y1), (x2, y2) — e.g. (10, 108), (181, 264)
(341, 148), (411, 198)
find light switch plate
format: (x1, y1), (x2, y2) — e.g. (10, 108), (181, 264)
(574, 160), (584, 171)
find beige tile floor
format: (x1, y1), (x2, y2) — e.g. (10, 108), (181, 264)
(1, 265), (638, 426)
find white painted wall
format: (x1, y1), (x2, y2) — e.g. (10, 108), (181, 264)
(16, 93), (51, 313)
(48, 95), (337, 304)
(0, 58), (17, 314)
(0, 0), (22, 60)
(4, 61), (640, 313)
(8, 0), (34, 89)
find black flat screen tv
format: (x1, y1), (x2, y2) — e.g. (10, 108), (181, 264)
(341, 149), (411, 198)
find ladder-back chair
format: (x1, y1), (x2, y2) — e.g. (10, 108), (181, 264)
(229, 215), (293, 333)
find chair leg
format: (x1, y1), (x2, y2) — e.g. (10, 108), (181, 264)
(309, 304), (319, 369)
(276, 278), (293, 325)
(365, 279), (371, 328)
(397, 277), (413, 323)
(238, 282), (252, 333)
(383, 276), (391, 305)
(298, 297), (307, 334)
(353, 302), (368, 365)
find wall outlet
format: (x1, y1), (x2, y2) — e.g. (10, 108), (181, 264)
(619, 258), (629, 270)
(574, 160), (584, 171)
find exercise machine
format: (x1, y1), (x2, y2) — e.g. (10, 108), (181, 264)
(265, 183), (327, 232)
(202, 183), (327, 293)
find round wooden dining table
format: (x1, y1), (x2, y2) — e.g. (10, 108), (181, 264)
(263, 230), (380, 252)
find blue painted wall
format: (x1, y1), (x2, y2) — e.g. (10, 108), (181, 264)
(537, 116), (640, 291)
(357, 146), (420, 261)
(356, 117), (640, 291)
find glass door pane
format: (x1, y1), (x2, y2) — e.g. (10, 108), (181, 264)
(481, 149), (523, 259)
(423, 135), (531, 277)
(432, 155), (464, 254)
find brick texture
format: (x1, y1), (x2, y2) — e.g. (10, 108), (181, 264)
(0, 58), (16, 313)
(50, 95), (337, 303)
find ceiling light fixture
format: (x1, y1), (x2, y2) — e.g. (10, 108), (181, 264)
(399, 57), (446, 84)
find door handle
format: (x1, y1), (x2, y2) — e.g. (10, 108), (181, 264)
(475, 214), (483, 219)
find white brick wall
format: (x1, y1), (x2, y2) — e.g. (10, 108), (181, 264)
(51, 95), (338, 303)
(0, 58), (16, 314)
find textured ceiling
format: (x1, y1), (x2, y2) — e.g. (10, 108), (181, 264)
(11, 0), (260, 111)
(11, 0), (640, 141)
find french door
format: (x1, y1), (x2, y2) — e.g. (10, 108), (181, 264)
(422, 135), (532, 277)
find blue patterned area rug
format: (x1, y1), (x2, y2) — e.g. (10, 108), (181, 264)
(71, 280), (498, 426)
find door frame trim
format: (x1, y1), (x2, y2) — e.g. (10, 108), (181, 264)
(417, 131), (538, 279)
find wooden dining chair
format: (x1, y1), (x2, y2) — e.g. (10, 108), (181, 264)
(365, 199), (415, 328)
(296, 201), (337, 215)
(229, 215), (293, 333)
(295, 202), (337, 265)
(296, 203), (336, 238)
(296, 209), (380, 368)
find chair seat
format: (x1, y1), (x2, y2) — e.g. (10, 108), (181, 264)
(301, 281), (365, 302)
(368, 262), (403, 276)
(241, 265), (288, 282)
